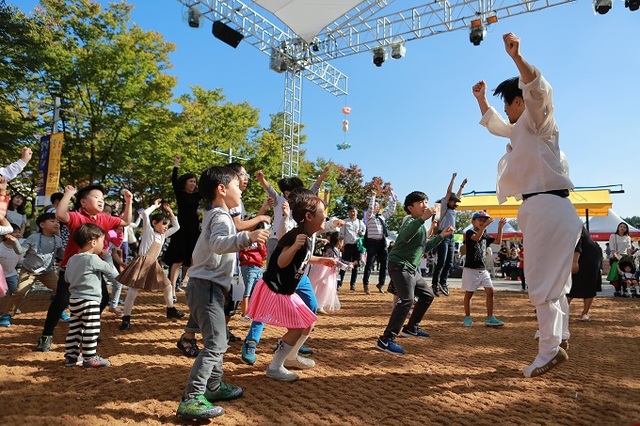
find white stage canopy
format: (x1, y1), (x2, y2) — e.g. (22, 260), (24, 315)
(254, 0), (363, 43)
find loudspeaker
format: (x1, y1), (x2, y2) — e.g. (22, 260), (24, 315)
(212, 21), (244, 48)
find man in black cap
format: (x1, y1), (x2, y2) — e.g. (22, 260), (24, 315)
(431, 172), (467, 296)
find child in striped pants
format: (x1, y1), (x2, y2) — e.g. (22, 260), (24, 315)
(64, 223), (118, 368)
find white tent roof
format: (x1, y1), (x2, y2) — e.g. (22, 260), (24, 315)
(254, 0), (363, 42)
(586, 208), (640, 240)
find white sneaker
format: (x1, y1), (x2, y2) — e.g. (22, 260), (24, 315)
(579, 314), (590, 322)
(266, 366), (299, 382)
(284, 355), (316, 370)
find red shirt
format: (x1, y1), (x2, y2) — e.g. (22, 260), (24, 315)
(60, 209), (122, 267)
(239, 243), (267, 268)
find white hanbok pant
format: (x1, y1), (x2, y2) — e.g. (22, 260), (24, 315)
(518, 194), (582, 367)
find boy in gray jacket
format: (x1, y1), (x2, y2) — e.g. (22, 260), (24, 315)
(64, 223), (118, 368)
(176, 166), (269, 421)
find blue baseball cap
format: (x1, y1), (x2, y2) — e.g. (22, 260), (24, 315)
(472, 210), (491, 220)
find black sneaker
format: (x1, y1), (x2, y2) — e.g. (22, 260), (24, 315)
(401, 325), (431, 338)
(376, 284), (385, 294)
(432, 286), (440, 297)
(439, 284), (449, 296)
(33, 335), (53, 352)
(167, 307), (185, 320)
(177, 334), (200, 357)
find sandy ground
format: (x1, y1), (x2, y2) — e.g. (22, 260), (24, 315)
(1, 278), (639, 426)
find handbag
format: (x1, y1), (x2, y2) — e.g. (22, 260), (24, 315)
(606, 260), (619, 282)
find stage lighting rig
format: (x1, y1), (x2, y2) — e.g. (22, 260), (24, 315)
(594, 0), (613, 14)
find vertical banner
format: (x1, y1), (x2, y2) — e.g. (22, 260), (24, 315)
(35, 135), (51, 207)
(35, 132), (64, 206)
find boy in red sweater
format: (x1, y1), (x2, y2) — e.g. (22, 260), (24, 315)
(239, 236), (267, 320)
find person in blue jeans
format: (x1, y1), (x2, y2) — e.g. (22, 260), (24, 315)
(241, 188), (334, 365)
(241, 274), (317, 365)
(431, 173), (467, 296)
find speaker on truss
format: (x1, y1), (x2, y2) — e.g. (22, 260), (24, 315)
(212, 21), (244, 48)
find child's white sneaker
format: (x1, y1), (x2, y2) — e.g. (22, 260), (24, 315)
(266, 366), (299, 381)
(284, 355), (315, 369)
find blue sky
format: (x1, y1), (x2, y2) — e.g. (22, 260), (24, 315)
(16, 1), (640, 219)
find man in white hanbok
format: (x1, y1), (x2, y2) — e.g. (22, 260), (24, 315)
(472, 33), (582, 378)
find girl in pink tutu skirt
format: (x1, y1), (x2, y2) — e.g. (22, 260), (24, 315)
(247, 194), (326, 382)
(309, 232), (353, 313)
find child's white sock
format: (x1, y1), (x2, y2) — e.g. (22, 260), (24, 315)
(123, 288), (138, 316)
(270, 340), (295, 369)
(287, 334), (309, 361)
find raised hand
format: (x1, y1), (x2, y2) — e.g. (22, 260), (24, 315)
(153, 198), (162, 208)
(163, 203), (174, 216)
(282, 200), (290, 217)
(174, 155), (182, 167)
(122, 189), (133, 203)
(64, 185), (77, 196)
(255, 170), (265, 181)
(472, 80), (487, 99)
(21, 147), (33, 163)
(503, 32), (521, 59)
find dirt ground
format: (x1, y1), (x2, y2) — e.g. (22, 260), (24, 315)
(1, 285), (639, 426)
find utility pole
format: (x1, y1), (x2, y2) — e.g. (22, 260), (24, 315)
(210, 147), (247, 164)
(52, 97), (61, 133)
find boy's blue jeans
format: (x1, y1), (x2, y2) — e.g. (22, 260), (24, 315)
(245, 274), (317, 343)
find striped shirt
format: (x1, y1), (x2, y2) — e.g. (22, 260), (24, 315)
(365, 196), (396, 241)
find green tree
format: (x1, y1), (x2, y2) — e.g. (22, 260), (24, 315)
(2, 0), (178, 205)
(623, 216), (640, 229)
(333, 164), (367, 218)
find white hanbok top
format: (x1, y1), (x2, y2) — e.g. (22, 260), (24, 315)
(480, 67), (573, 203)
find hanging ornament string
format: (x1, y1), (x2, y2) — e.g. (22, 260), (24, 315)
(338, 105), (352, 150)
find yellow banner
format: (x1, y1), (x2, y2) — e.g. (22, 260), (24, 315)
(45, 132), (64, 197)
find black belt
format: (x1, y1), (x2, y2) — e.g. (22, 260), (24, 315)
(522, 189), (569, 201)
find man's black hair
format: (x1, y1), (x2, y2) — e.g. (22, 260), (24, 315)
(198, 166), (237, 203)
(76, 184), (105, 201)
(493, 77), (522, 105)
(277, 176), (304, 194)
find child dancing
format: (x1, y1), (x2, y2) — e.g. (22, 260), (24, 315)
(376, 191), (454, 356)
(64, 223), (118, 368)
(119, 199), (183, 330)
(176, 166), (269, 420)
(461, 211), (507, 327)
(309, 231), (352, 313)
(246, 193), (325, 381)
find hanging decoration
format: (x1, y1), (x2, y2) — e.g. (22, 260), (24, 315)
(338, 105), (351, 150)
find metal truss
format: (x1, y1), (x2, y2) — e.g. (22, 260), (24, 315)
(176, 0), (575, 176)
(316, 0), (577, 59)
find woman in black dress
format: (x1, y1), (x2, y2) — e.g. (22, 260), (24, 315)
(568, 227), (602, 322)
(163, 155), (202, 300)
